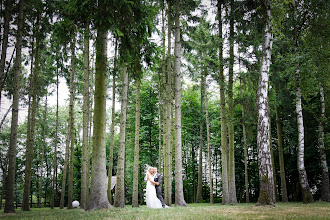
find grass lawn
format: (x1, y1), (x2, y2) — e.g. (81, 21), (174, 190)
(1, 202), (330, 219)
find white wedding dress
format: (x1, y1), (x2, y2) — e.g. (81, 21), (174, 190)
(146, 173), (163, 209)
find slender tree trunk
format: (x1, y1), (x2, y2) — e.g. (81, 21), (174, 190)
(218, 0), (229, 205)
(113, 66), (128, 208)
(51, 70), (59, 209)
(269, 103), (279, 202)
(293, 0), (313, 204)
(67, 38), (76, 209)
(0, 0), (13, 92)
(38, 93), (48, 208)
(164, 0), (172, 206)
(86, 26), (111, 210)
(60, 116), (71, 209)
(22, 17), (40, 211)
(256, 0), (275, 205)
(196, 75), (204, 203)
(107, 40), (117, 205)
(0, 104), (12, 130)
(81, 22), (90, 210)
(204, 72), (214, 204)
(274, 86), (288, 202)
(318, 83), (330, 202)
(174, 0), (186, 206)
(240, 78), (249, 203)
(132, 78), (141, 207)
(4, 0), (24, 213)
(228, 1), (237, 204)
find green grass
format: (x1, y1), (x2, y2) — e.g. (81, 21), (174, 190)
(1, 202), (330, 219)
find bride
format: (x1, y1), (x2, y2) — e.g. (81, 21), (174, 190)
(145, 167), (163, 208)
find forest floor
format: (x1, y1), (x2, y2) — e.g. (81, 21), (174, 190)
(1, 202), (330, 219)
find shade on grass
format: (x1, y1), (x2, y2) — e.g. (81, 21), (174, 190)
(1, 203), (330, 219)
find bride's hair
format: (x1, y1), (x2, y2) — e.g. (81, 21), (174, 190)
(144, 164), (154, 181)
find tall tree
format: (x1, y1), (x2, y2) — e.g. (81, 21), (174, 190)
(0, 0), (13, 93)
(22, 14), (41, 211)
(256, 0), (275, 205)
(81, 22), (90, 210)
(218, 0), (229, 205)
(86, 21), (111, 210)
(132, 78), (141, 207)
(228, 0), (237, 204)
(174, 0), (187, 206)
(67, 38), (76, 209)
(318, 83), (330, 202)
(274, 86), (288, 202)
(113, 66), (128, 208)
(107, 41), (117, 204)
(293, 0), (313, 204)
(4, 0), (25, 213)
(38, 93), (48, 208)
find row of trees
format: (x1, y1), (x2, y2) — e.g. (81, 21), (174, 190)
(0, 0), (329, 214)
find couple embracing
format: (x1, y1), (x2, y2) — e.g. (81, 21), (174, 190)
(145, 167), (167, 209)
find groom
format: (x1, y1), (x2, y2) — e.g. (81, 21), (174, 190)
(153, 167), (165, 208)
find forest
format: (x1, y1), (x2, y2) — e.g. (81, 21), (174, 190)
(0, 0), (329, 214)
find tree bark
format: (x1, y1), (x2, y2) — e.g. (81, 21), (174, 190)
(4, 0), (24, 213)
(38, 93), (48, 208)
(256, 0), (275, 205)
(274, 86), (288, 202)
(67, 38), (76, 209)
(218, 0), (229, 205)
(51, 70), (59, 209)
(22, 16), (40, 211)
(0, 0), (13, 92)
(196, 75), (204, 203)
(81, 22), (90, 210)
(107, 40), (117, 205)
(228, 1), (237, 204)
(293, 0), (313, 204)
(113, 66), (128, 208)
(164, 0), (172, 206)
(132, 78), (141, 207)
(318, 83), (330, 202)
(204, 73), (214, 204)
(240, 77), (249, 203)
(174, 0), (187, 206)
(269, 106), (279, 201)
(0, 104), (12, 130)
(86, 27), (111, 210)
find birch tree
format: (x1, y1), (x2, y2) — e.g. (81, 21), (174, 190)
(256, 0), (275, 205)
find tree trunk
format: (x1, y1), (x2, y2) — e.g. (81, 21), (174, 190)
(113, 66), (128, 208)
(81, 22), (90, 210)
(0, 0), (13, 92)
(174, 0), (187, 206)
(38, 93), (48, 208)
(196, 75), (204, 203)
(164, 0), (172, 206)
(318, 83), (330, 202)
(269, 107), (279, 201)
(204, 72), (214, 204)
(256, 0), (275, 205)
(86, 27), (111, 210)
(218, 0), (229, 205)
(22, 16), (40, 211)
(293, 0), (313, 204)
(107, 40), (117, 205)
(228, 1), (237, 204)
(51, 70), (59, 209)
(132, 78), (141, 207)
(0, 104), (12, 130)
(240, 78), (249, 203)
(4, 0), (24, 213)
(274, 86), (288, 202)
(67, 38), (76, 209)
(60, 116), (71, 209)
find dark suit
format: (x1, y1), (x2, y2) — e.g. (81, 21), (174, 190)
(154, 172), (165, 207)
